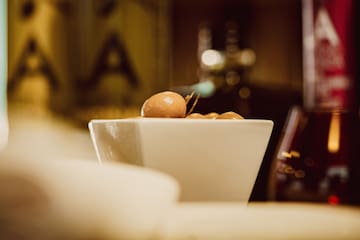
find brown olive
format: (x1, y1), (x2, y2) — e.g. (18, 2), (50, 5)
(141, 91), (186, 118)
(205, 112), (219, 119)
(186, 113), (206, 119)
(216, 111), (244, 120)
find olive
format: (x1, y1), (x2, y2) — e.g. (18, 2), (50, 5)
(141, 91), (186, 118)
(205, 112), (219, 119)
(216, 111), (244, 120)
(186, 113), (206, 119)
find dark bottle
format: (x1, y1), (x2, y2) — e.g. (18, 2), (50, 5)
(269, 107), (356, 204)
(269, 0), (357, 205)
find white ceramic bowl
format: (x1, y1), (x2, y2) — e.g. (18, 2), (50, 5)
(0, 154), (179, 239)
(89, 118), (273, 202)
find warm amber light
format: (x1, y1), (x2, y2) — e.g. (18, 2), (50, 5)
(281, 151), (292, 158)
(281, 150), (300, 158)
(236, 48), (256, 66)
(327, 112), (340, 153)
(201, 49), (224, 68)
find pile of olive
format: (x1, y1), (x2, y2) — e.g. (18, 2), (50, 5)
(141, 91), (244, 120)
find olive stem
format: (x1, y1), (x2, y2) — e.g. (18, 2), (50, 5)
(185, 91), (195, 105)
(186, 92), (200, 116)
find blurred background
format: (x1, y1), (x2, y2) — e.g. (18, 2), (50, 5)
(3, 0), (358, 202)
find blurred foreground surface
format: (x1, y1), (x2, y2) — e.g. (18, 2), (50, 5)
(4, 104), (97, 162)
